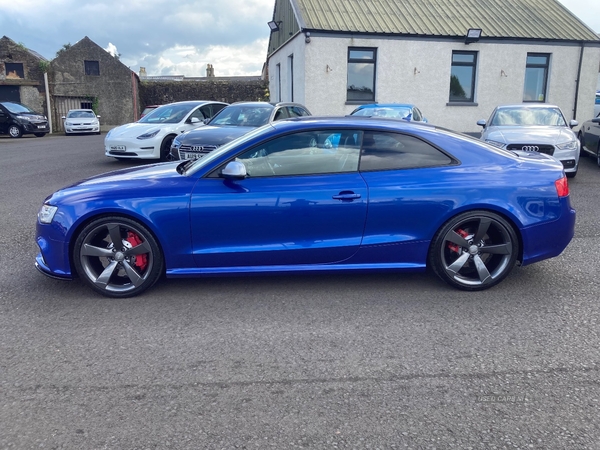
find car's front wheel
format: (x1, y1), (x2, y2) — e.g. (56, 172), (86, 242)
(8, 124), (22, 138)
(160, 135), (175, 161)
(73, 216), (164, 298)
(429, 211), (519, 291)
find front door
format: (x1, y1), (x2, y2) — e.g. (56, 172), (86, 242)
(190, 129), (367, 268)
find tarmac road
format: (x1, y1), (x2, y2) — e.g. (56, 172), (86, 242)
(1, 133), (600, 448)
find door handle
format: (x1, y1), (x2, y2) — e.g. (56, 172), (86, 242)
(332, 192), (361, 201)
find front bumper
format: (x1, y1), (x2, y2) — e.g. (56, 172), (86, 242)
(23, 122), (50, 133)
(105, 139), (160, 159)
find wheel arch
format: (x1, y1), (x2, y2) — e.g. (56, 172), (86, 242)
(67, 211), (167, 277)
(427, 206), (525, 265)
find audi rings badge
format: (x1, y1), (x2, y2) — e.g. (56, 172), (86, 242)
(521, 145), (539, 152)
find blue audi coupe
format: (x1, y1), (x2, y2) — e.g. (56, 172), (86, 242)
(36, 117), (575, 298)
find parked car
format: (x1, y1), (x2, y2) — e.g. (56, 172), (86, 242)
(140, 105), (160, 118)
(62, 109), (101, 135)
(350, 103), (428, 123)
(36, 116), (575, 298)
(594, 91), (600, 118)
(104, 101), (228, 160)
(0, 101), (49, 138)
(477, 104), (579, 178)
(170, 102), (311, 160)
(578, 114), (600, 167)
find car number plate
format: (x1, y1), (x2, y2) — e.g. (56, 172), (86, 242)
(37, 125), (46, 129)
(110, 145), (126, 151)
(183, 152), (203, 160)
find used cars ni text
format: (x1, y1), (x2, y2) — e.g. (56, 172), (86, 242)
(170, 102), (311, 161)
(477, 104), (579, 177)
(0, 101), (49, 138)
(36, 117), (575, 298)
(104, 101), (228, 160)
(62, 109), (101, 135)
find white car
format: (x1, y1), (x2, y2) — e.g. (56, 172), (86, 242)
(104, 101), (228, 160)
(62, 109), (101, 135)
(477, 104), (579, 178)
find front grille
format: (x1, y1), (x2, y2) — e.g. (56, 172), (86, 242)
(179, 144), (219, 155)
(506, 143), (554, 156)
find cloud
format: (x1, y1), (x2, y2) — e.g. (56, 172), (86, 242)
(0, 0), (274, 76)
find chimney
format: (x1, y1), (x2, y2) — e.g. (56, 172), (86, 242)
(139, 67), (147, 78)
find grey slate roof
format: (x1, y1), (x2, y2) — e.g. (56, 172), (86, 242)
(294, 0), (600, 42)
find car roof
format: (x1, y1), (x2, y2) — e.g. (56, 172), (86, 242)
(270, 115), (436, 132)
(162, 100), (228, 107)
(495, 104), (561, 109)
(67, 109), (94, 112)
(355, 103), (416, 108)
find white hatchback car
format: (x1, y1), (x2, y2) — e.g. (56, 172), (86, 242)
(477, 104), (579, 178)
(104, 101), (228, 160)
(62, 109), (101, 135)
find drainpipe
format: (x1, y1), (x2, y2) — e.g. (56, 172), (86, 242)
(573, 41), (585, 121)
(44, 72), (52, 134)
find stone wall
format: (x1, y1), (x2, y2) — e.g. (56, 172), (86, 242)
(139, 79), (270, 108)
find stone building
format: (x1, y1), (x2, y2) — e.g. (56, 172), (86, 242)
(0, 36), (49, 114)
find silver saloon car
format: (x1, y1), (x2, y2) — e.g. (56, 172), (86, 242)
(477, 104), (579, 178)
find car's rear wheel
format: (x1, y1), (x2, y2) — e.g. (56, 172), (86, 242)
(160, 135), (175, 161)
(8, 124), (22, 138)
(73, 216), (164, 298)
(429, 211), (519, 291)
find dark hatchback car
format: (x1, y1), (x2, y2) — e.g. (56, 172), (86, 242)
(0, 101), (50, 138)
(170, 101), (311, 160)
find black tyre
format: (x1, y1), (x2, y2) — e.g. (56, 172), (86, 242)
(160, 135), (175, 161)
(578, 132), (586, 157)
(34, 132), (46, 137)
(8, 124), (22, 138)
(73, 216), (164, 298)
(428, 211), (519, 291)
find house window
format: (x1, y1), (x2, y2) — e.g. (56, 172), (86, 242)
(5, 63), (24, 79)
(347, 48), (377, 102)
(523, 53), (550, 102)
(84, 60), (100, 76)
(449, 51), (477, 102)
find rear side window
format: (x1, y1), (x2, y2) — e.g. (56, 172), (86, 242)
(359, 132), (453, 171)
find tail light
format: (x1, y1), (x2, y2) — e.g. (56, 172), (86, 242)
(555, 176), (569, 197)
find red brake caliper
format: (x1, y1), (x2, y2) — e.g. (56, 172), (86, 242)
(126, 231), (148, 271)
(448, 229), (469, 254)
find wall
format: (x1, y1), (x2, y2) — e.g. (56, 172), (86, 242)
(139, 79), (269, 108)
(269, 34), (600, 132)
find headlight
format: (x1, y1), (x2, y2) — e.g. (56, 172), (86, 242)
(137, 130), (160, 140)
(556, 140), (578, 151)
(38, 204), (58, 224)
(485, 140), (505, 149)
(16, 115), (32, 122)
(172, 137), (182, 149)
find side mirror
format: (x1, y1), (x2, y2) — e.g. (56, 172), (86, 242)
(569, 120), (578, 128)
(220, 161), (247, 180)
(476, 120), (486, 128)
(189, 117), (200, 124)
(96, 115), (101, 119)
(61, 116), (66, 119)
(592, 118), (600, 124)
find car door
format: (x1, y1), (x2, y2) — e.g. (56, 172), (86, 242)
(0, 105), (9, 133)
(190, 129), (367, 268)
(583, 118), (600, 155)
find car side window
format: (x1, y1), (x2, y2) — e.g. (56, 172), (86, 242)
(223, 130), (361, 177)
(190, 106), (209, 121)
(273, 108), (289, 121)
(359, 131), (453, 171)
(413, 108), (422, 122)
(287, 106), (310, 118)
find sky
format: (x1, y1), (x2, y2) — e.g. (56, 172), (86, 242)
(0, 0), (598, 78)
